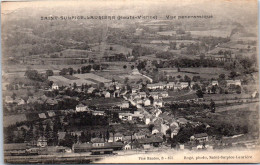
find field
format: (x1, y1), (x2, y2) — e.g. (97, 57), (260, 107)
(4, 114), (27, 127)
(164, 67), (229, 80)
(192, 102), (259, 134)
(74, 73), (111, 83)
(190, 30), (231, 38)
(62, 75), (79, 80)
(203, 93), (252, 101)
(97, 70), (148, 84)
(217, 102), (259, 113)
(84, 98), (124, 106)
(49, 73), (111, 86)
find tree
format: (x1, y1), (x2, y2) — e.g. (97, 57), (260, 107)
(170, 42), (177, 50)
(124, 77), (129, 84)
(45, 123), (52, 139)
(137, 61), (146, 70)
(73, 82), (77, 89)
(235, 85), (241, 94)
(219, 80), (227, 88)
(192, 83), (200, 90)
(81, 65), (92, 73)
(131, 65), (135, 70)
(68, 68), (74, 75)
(123, 65), (127, 69)
(229, 71), (238, 79)
(93, 64), (100, 71)
(38, 123), (44, 136)
(46, 70), (54, 77)
(184, 75), (191, 84)
(211, 86), (217, 94)
(59, 68), (68, 75)
(79, 132), (86, 143)
(196, 89), (204, 98)
(60, 133), (74, 148)
(148, 124), (154, 132)
(149, 96), (154, 104)
(219, 74), (225, 80)
(25, 69), (47, 82)
(11, 93), (16, 100)
(210, 99), (215, 113)
(166, 129), (172, 135)
(192, 76), (200, 82)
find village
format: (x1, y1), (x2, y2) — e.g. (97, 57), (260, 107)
(3, 64), (259, 160)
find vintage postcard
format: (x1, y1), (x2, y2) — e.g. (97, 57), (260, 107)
(1, 0), (259, 163)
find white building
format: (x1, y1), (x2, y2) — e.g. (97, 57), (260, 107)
(161, 91), (168, 98)
(119, 113), (133, 121)
(226, 80), (241, 86)
(145, 118), (151, 125)
(180, 82), (189, 88)
(212, 81), (218, 86)
(120, 101), (129, 109)
(143, 99), (151, 106)
(52, 83), (59, 90)
(76, 104), (88, 112)
(153, 99), (163, 107)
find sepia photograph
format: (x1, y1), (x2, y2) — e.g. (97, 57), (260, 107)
(1, 0), (260, 163)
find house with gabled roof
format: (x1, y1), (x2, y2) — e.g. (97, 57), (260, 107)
(153, 99), (163, 107)
(92, 111), (105, 116)
(212, 80), (218, 86)
(46, 98), (58, 106)
(37, 136), (47, 147)
(119, 101), (129, 109)
(5, 96), (14, 104)
(161, 123), (170, 135)
(166, 82), (175, 89)
(177, 117), (188, 125)
(190, 133), (209, 143)
(76, 104), (88, 112)
(137, 136), (163, 147)
(14, 98), (26, 105)
(161, 91), (169, 98)
(150, 92), (159, 99)
(39, 113), (47, 119)
(103, 91), (111, 98)
(47, 111), (55, 117)
(152, 126), (160, 135)
(52, 83), (59, 90)
(134, 98), (143, 104)
(147, 82), (166, 90)
(91, 138), (105, 147)
(119, 112), (133, 121)
(143, 98), (151, 106)
(139, 92), (146, 98)
(87, 87), (96, 94)
(226, 80), (241, 86)
(114, 133), (123, 142)
(27, 96), (38, 104)
(180, 82), (189, 88)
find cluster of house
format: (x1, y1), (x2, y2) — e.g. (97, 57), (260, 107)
(4, 94), (59, 106)
(52, 80), (123, 93)
(75, 104), (107, 116)
(68, 131), (164, 153)
(6, 130), (255, 156)
(147, 82), (189, 90)
(130, 91), (167, 108)
(118, 111), (143, 121)
(146, 111), (182, 138)
(211, 79), (241, 87)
